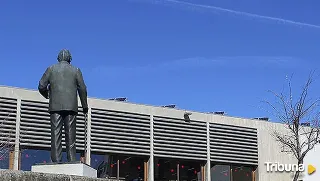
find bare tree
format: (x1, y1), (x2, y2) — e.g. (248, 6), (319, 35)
(264, 72), (320, 181)
(0, 113), (16, 169)
(0, 111), (33, 169)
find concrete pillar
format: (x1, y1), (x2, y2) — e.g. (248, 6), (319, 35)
(177, 163), (180, 181)
(9, 150), (14, 169)
(230, 168), (233, 181)
(13, 99), (21, 170)
(206, 121), (211, 181)
(85, 107), (92, 165)
(253, 166), (258, 181)
(201, 165), (205, 181)
(117, 159), (120, 181)
(148, 114), (154, 181)
(252, 170), (255, 181)
(18, 151), (21, 170)
(144, 161), (148, 181)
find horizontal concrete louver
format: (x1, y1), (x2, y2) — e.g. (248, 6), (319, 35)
(90, 108), (150, 156)
(19, 100), (86, 151)
(210, 123), (258, 165)
(153, 116), (207, 160)
(0, 97), (17, 145)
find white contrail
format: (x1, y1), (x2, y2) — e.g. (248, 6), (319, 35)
(149, 0), (320, 29)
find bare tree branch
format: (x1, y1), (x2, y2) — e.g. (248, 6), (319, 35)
(265, 72), (320, 181)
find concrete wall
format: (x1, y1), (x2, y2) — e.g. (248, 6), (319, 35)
(0, 85), (298, 181)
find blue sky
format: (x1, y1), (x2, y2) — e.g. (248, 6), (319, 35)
(1, 0), (320, 121)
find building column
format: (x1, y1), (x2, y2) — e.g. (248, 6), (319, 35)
(252, 170), (255, 181)
(253, 166), (258, 181)
(9, 149), (14, 169)
(148, 114), (154, 181)
(18, 151), (21, 170)
(13, 99), (21, 170)
(177, 163), (180, 181)
(205, 121), (211, 181)
(85, 107), (92, 165)
(117, 159), (120, 181)
(144, 161), (148, 181)
(201, 165), (205, 181)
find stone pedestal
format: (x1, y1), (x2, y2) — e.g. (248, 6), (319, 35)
(31, 161), (97, 178)
(0, 169), (114, 181)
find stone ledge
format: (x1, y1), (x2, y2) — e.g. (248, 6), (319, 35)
(0, 170), (115, 181)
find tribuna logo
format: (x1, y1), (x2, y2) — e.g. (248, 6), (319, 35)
(265, 162), (305, 172)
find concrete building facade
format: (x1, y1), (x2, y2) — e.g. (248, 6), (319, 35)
(0, 86), (298, 181)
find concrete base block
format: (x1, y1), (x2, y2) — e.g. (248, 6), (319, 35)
(0, 169), (115, 181)
(31, 161), (97, 178)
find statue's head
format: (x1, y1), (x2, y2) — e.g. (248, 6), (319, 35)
(57, 49), (72, 63)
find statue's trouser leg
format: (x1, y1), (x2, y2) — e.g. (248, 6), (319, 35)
(64, 112), (77, 162)
(50, 112), (63, 162)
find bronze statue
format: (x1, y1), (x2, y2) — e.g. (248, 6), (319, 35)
(38, 49), (88, 162)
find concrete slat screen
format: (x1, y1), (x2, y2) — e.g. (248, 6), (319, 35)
(153, 116), (207, 160)
(0, 88), (260, 168)
(90, 108), (150, 156)
(20, 100), (86, 150)
(0, 97), (17, 145)
(210, 123), (258, 165)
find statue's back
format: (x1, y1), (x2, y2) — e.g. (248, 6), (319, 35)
(48, 61), (79, 112)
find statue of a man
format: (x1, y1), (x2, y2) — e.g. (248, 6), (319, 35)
(38, 49), (88, 162)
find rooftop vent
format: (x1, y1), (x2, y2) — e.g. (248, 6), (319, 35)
(214, 111), (225, 115)
(254, 117), (269, 121)
(109, 97), (127, 101)
(162, 104), (176, 108)
(301, 122), (310, 126)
